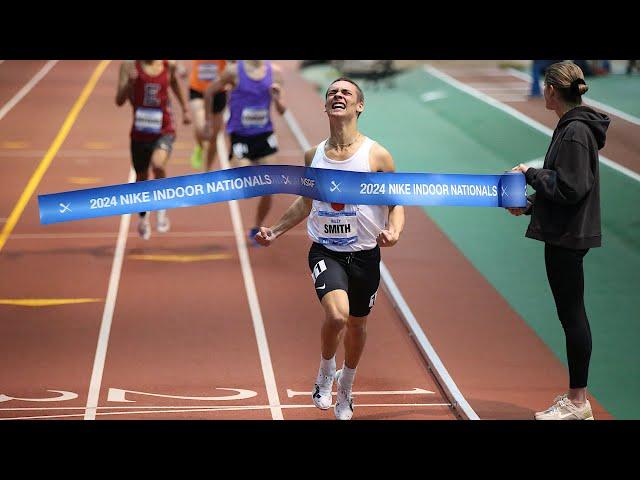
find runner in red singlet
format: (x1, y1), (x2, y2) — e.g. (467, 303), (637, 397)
(115, 60), (191, 240)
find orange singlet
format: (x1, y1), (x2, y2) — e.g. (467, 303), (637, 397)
(189, 60), (227, 94)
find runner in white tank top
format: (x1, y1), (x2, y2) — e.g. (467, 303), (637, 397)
(254, 77), (405, 420)
(307, 136), (388, 252)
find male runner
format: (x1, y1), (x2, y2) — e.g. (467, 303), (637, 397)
(205, 60), (286, 244)
(116, 60), (191, 239)
(188, 60), (228, 171)
(254, 78), (405, 420)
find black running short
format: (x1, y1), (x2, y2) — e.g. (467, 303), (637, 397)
(229, 131), (278, 161)
(189, 88), (227, 113)
(130, 134), (175, 173)
(308, 242), (381, 317)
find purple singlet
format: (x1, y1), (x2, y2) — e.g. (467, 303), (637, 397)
(227, 61), (274, 137)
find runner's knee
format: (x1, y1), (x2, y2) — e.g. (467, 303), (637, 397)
(325, 311), (348, 331)
(347, 315), (367, 332)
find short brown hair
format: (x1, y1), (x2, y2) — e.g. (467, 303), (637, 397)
(544, 62), (589, 105)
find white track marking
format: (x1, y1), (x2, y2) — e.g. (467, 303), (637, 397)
(0, 60), (58, 122)
(7, 230), (310, 240)
(507, 67), (640, 127)
(0, 390), (78, 402)
(0, 148), (304, 158)
(107, 387), (257, 402)
(420, 91), (448, 102)
(0, 402), (452, 420)
(282, 105), (479, 420)
(425, 64), (640, 183)
(287, 387), (434, 397)
(84, 169), (135, 420)
(524, 157), (545, 168)
(216, 133), (283, 420)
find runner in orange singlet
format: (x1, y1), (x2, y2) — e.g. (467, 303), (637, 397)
(188, 60), (228, 171)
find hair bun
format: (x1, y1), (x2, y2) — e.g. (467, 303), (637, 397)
(571, 78), (588, 96)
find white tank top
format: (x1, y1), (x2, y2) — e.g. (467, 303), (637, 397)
(307, 136), (388, 252)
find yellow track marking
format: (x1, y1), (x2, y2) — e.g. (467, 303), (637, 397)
(127, 253), (232, 263)
(0, 60), (111, 253)
(0, 298), (103, 307)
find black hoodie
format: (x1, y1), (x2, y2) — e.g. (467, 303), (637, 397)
(524, 105), (610, 249)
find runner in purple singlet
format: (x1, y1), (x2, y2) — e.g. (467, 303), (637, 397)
(204, 60), (286, 245)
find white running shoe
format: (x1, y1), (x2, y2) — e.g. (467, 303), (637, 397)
(156, 210), (170, 233)
(535, 394), (594, 420)
(334, 369), (354, 420)
(312, 369), (335, 410)
(137, 216), (151, 240)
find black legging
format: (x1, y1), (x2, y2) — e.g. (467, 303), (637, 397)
(544, 243), (592, 389)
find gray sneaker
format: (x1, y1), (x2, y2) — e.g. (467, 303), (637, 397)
(137, 216), (151, 240)
(312, 369), (334, 410)
(156, 209), (170, 233)
(334, 369), (354, 420)
(535, 394), (594, 420)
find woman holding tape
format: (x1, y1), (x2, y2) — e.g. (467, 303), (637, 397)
(509, 62), (610, 420)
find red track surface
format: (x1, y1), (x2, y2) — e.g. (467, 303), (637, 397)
(0, 61), (453, 420)
(0, 60), (619, 420)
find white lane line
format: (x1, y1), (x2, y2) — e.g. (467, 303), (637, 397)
(1, 402), (452, 420)
(420, 91), (448, 102)
(524, 157), (545, 168)
(216, 133), (283, 420)
(507, 67), (640, 127)
(425, 64), (640, 183)
(0, 148), (305, 158)
(84, 169), (135, 420)
(0, 60), (58, 122)
(490, 95), (529, 103)
(287, 387), (435, 397)
(7, 230), (310, 240)
(282, 107), (479, 420)
(466, 83), (530, 90)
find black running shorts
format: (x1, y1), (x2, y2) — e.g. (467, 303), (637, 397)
(308, 242), (381, 317)
(189, 88), (227, 113)
(130, 134), (175, 173)
(229, 131), (278, 161)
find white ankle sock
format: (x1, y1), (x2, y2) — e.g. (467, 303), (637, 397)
(339, 364), (356, 389)
(319, 354), (336, 376)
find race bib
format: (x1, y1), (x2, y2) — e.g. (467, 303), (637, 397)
(317, 209), (358, 246)
(134, 108), (163, 133)
(197, 63), (219, 81)
(241, 107), (269, 128)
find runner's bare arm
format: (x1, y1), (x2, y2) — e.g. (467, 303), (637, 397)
(271, 64), (287, 115)
(115, 61), (135, 106)
(205, 66), (237, 125)
(169, 60), (191, 124)
(255, 147), (316, 246)
(371, 143), (405, 247)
